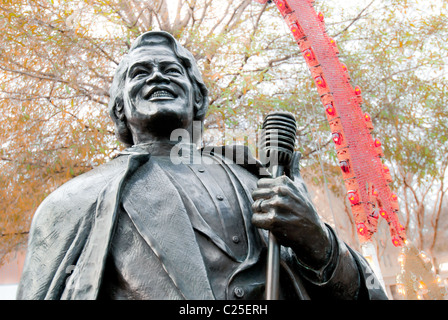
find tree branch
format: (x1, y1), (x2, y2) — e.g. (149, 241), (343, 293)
(332, 0), (376, 39)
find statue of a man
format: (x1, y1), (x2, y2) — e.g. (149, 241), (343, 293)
(17, 31), (387, 300)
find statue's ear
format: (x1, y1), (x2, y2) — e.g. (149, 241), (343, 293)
(109, 99), (134, 147)
(114, 100), (126, 121)
(193, 89), (208, 121)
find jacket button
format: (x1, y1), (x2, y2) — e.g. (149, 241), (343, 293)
(233, 286), (245, 298)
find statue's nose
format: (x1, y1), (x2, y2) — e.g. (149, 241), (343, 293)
(145, 70), (170, 84)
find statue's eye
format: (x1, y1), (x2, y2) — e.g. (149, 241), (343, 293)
(130, 67), (149, 78)
(165, 67), (182, 75)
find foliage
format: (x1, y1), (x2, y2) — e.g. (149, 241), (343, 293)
(0, 0), (304, 262)
(324, 0), (448, 256)
(0, 0), (447, 265)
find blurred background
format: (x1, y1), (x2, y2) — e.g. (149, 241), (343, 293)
(1, 0), (447, 299)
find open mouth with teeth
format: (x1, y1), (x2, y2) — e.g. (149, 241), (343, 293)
(149, 90), (175, 100)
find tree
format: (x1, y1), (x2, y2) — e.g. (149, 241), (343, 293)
(0, 0), (309, 263)
(327, 0), (448, 259)
(1, 0), (447, 274)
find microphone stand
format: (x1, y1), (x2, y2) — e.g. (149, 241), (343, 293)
(260, 111), (297, 300)
(266, 163), (284, 300)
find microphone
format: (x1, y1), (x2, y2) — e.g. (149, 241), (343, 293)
(260, 111), (297, 176)
(260, 111), (297, 300)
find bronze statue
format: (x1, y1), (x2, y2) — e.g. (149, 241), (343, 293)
(17, 31), (388, 300)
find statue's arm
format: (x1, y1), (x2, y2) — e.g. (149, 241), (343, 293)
(251, 152), (388, 300)
(287, 162), (388, 300)
(16, 190), (93, 300)
(16, 156), (130, 299)
(289, 223), (387, 300)
(15, 158), (125, 299)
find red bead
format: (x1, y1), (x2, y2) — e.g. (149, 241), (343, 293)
(347, 190), (359, 204)
(364, 113), (371, 122)
(276, 0), (292, 16)
(392, 236), (403, 247)
(325, 103), (336, 116)
(314, 76), (326, 88)
(340, 160), (350, 173)
(330, 38), (337, 47)
(374, 138), (382, 147)
(318, 12), (324, 22)
(332, 132), (343, 145)
(357, 223), (368, 236)
(290, 23), (304, 39)
(303, 48), (315, 62)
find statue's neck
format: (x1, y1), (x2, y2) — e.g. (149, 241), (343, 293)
(132, 140), (177, 156)
(132, 140), (199, 158)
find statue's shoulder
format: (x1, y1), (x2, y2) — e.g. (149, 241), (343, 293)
(45, 154), (129, 201)
(19, 154), (133, 300)
(31, 155), (130, 227)
(203, 144), (264, 177)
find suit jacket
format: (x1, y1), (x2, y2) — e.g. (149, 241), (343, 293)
(16, 145), (388, 300)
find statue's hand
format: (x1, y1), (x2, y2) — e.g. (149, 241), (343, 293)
(251, 175), (332, 270)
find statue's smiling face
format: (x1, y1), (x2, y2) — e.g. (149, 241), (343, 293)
(122, 44), (195, 138)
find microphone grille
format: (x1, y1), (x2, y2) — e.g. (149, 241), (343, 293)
(260, 111), (297, 166)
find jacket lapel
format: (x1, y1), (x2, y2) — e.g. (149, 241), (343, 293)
(165, 174), (243, 262)
(121, 158), (214, 300)
(63, 153), (150, 299)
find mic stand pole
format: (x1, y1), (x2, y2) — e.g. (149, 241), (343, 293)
(265, 164), (284, 300)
